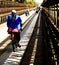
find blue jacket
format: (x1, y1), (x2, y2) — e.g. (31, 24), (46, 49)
(7, 14), (22, 31)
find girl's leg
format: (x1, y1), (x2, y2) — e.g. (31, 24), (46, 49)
(15, 33), (21, 47)
(11, 33), (16, 52)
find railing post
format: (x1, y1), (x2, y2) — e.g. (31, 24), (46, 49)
(56, 4), (59, 28)
(54, 5), (56, 24)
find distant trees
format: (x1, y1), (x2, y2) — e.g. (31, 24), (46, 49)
(8, 0), (39, 7)
(16, 0), (25, 3)
(9, 0), (24, 2)
(24, 0), (39, 7)
(20, 0), (25, 3)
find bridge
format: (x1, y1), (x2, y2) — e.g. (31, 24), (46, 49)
(0, 0), (59, 65)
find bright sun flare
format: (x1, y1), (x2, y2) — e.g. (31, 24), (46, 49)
(35, 0), (43, 3)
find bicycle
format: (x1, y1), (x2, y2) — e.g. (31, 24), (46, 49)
(8, 28), (21, 52)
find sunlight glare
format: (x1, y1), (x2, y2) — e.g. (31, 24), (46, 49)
(35, 0), (43, 3)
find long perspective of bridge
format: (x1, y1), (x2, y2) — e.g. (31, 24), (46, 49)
(0, 0), (59, 65)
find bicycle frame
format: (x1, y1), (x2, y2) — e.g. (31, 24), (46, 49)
(11, 33), (15, 42)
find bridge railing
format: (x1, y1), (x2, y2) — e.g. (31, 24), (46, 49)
(0, 10), (24, 24)
(0, 8), (34, 24)
(0, 1), (33, 14)
(0, 1), (32, 8)
(41, 8), (59, 65)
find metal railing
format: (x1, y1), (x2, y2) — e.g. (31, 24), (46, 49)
(42, 9), (59, 65)
(0, 1), (32, 8)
